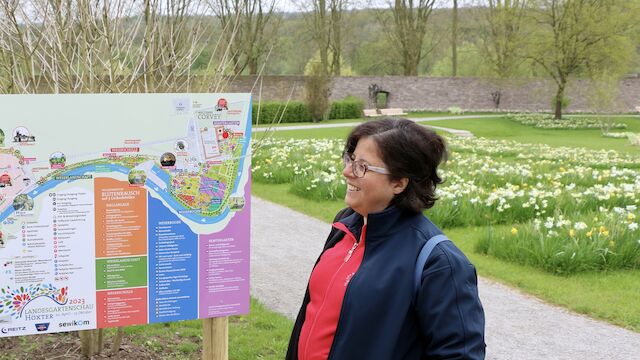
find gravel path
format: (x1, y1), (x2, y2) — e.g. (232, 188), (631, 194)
(250, 196), (640, 360)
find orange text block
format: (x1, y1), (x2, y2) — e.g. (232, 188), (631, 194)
(95, 178), (147, 258)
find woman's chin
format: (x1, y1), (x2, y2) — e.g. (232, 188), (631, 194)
(344, 193), (356, 208)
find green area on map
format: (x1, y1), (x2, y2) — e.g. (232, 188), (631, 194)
(96, 256), (147, 290)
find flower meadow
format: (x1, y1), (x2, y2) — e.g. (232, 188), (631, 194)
(253, 136), (640, 274)
(507, 113), (628, 130)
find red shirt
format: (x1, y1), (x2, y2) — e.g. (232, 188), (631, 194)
(298, 223), (366, 360)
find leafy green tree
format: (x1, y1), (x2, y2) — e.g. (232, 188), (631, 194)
(528, 0), (637, 119)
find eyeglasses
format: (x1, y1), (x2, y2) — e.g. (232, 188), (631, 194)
(343, 153), (390, 178)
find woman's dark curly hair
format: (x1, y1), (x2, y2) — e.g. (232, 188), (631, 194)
(343, 118), (447, 213)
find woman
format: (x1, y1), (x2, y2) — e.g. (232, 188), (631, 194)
(286, 118), (485, 360)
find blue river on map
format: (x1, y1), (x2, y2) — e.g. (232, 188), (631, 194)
(0, 111), (252, 225)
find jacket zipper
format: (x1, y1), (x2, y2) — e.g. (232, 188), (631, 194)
(327, 230), (366, 360)
(343, 241), (359, 262)
(302, 234), (360, 360)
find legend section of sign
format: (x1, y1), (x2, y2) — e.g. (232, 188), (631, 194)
(94, 178), (147, 258)
(148, 196), (198, 323)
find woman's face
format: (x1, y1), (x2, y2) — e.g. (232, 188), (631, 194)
(343, 137), (407, 217)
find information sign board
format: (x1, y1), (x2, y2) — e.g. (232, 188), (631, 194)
(0, 94), (251, 337)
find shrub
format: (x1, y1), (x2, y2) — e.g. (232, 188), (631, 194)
(252, 97), (367, 124)
(447, 106), (464, 115)
(252, 101), (312, 125)
(305, 62), (331, 122)
(602, 132), (628, 139)
(628, 133), (640, 147)
(328, 96), (364, 119)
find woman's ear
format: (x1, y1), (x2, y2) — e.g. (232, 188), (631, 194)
(392, 177), (409, 195)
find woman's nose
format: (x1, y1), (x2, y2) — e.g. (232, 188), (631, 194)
(343, 162), (354, 178)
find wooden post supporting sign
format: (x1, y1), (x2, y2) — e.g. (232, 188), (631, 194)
(202, 317), (228, 360)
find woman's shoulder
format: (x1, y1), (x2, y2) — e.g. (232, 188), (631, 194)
(406, 212), (443, 240)
(404, 214), (475, 269)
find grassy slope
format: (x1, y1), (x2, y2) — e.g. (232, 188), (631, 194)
(252, 111), (500, 128)
(256, 116), (640, 155)
(421, 117), (640, 154)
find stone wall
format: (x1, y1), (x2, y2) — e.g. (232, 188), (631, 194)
(227, 75), (640, 113)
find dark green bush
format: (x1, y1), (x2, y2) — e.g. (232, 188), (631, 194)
(252, 96), (365, 125)
(252, 101), (312, 124)
(328, 96), (365, 120)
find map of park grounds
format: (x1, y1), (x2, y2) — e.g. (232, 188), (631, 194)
(0, 94), (251, 337)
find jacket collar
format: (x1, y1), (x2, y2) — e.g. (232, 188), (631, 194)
(336, 206), (407, 242)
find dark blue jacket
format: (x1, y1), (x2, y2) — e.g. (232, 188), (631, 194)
(287, 206), (486, 359)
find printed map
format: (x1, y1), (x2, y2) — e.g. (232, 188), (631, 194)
(0, 94), (251, 337)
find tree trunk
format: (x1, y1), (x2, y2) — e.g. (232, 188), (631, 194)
(248, 57), (259, 75)
(404, 49), (420, 76)
(452, 0), (458, 77)
(554, 85), (565, 119)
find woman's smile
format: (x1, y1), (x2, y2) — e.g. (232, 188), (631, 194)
(346, 183), (361, 192)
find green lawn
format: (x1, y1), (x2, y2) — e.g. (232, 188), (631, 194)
(421, 117), (640, 154)
(409, 111), (501, 118)
(0, 298), (292, 360)
(252, 111), (497, 128)
(255, 115), (640, 155)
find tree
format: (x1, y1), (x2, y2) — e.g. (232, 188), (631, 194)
(478, 0), (530, 79)
(452, 0), (458, 76)
(0, 0), (243, 356)
(0, 0), (230, 94)
(386, 0), (437, 76)
(298, 0), (348, 121)
(299, 0), (348, 76)
(209, 0), (280, 75)
(528, 0), (636, 119)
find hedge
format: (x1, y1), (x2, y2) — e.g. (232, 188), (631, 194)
(252, 101), (312, 124)
(328, 96), (365, 120)
(252, 96), (365, 124)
